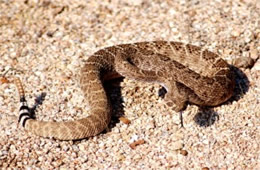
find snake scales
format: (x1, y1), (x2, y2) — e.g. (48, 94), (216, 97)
(14, 41), (235, 140)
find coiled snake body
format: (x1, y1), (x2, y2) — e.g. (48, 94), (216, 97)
(15, 41), (235, 140)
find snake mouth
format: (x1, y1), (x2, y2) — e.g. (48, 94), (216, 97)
(212, 82), (235, 106)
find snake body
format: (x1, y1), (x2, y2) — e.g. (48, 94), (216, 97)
(17, 41), (235, 140)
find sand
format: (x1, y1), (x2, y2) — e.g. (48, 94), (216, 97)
(0, 0), (259, 169)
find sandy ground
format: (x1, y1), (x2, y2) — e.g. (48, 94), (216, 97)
(0, 0), (259, 169)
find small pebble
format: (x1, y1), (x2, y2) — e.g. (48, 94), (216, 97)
(201, 167), (210, 170)
(180, 149), (188, 156)
(232, 29), (241, 37)
(129, 139), (145, 149)
(119, 117), (131, 124)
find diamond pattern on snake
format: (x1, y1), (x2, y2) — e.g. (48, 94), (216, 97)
(14, 41), (235, 140)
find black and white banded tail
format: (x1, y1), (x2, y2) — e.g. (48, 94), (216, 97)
(13, 77), (31, 127)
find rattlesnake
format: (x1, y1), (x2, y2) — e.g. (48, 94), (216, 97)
(12, 41), (235, 140)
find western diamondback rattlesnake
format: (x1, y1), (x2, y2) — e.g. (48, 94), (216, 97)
(12, 41), (235, 140)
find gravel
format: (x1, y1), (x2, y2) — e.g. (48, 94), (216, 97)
(0, 0), (259, 169)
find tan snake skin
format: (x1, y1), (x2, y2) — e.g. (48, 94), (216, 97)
(17, 41), (235, 140)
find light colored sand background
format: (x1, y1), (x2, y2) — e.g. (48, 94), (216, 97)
(0, 0), (259, 169)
